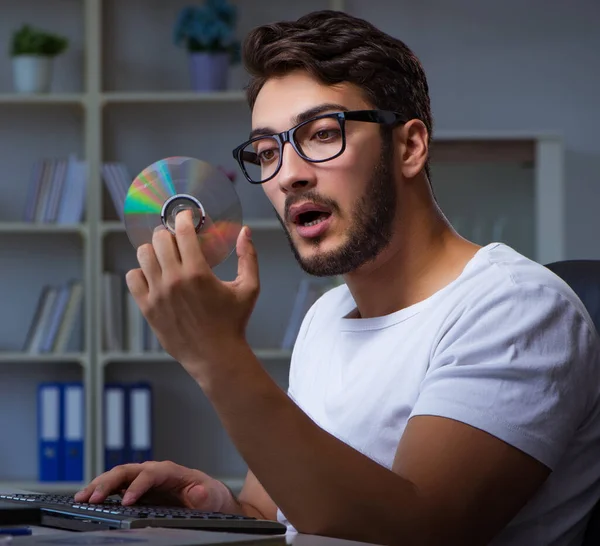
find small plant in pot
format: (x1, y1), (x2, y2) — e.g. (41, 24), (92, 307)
(10, 24), (69, 94)
(173, 0), (241, 92)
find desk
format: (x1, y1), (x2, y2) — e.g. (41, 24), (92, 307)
(20, 526), (376, 546)
(1, 488), (376, 546)
(19, 524), (376, 546)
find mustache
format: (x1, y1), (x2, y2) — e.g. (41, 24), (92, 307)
(283, 191), (340, 223)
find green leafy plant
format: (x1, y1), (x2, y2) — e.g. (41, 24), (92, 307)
(10, 24), (69, 57)
(173, 0), (240, 63)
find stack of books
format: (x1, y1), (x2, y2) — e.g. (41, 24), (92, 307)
(23, 155), (88, 224)
(101, 162), (132, 221)
(102, 271), (162, 353)
(23, 280), (84, 354)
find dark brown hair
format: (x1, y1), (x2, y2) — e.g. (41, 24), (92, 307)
(242, 10), (433, 177)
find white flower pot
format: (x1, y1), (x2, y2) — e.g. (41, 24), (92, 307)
(12, 55), (54, 94)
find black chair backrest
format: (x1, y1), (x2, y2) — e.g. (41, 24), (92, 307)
(545, 260), (600, 333)
(544, 260), (600, 546)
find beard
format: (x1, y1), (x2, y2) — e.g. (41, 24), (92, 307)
(276, 137), (396, 277)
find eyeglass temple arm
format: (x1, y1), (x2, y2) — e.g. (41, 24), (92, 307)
(344, 110), (406, 125)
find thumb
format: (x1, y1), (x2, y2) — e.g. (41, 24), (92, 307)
(235, 226), (259, 295)
(184, 483), (209, 509)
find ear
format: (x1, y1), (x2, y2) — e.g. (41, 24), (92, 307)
(397, 119), (429, 179)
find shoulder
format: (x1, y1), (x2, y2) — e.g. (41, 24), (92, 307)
(415, 246), (600, 469)
(448, 243), (597, 336)
(430, 243), (600, 412)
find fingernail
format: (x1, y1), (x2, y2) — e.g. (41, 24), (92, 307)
(122, 492), (135, 505)
(89, 487), (103, 502)
(245, 226), (252, 240)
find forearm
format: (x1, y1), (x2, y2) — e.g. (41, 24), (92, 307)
(218, 481), (268, 520)
(195, 341), (425, 545)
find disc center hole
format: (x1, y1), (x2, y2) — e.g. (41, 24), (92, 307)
(161, 194), (205, 234)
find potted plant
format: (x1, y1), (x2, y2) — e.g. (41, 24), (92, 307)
(173, 0), (241, 92)
(10, 24), (69, 94)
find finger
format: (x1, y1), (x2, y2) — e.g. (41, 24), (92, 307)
(74, 473), (112, 502)
(76, 465), (142, 503)
(234, 226), (259, 296)
(126, 268), (149, 305)
(136, 243), (162, 291)
(175, 210), (209, 271)
(183, 483), (210, 510)
(152, 225), (181, 274)
(120, 469), (163, 506)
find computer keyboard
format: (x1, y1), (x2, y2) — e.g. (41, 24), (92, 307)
(0, 493), (287, 534)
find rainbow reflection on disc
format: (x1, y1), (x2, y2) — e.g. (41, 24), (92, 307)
(124, 157), (243, 268)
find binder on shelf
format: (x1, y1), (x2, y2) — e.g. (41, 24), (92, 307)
(104, 383), (128, 471)
(128, 382), (153, 464)
(104, 382), (154, 469)
(63, 382), (84, 482)
(38, 383), (64, 482)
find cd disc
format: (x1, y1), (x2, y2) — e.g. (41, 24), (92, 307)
(124, 157), (243, 268)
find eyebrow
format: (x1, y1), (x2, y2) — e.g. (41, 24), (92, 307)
(248, 103), (349, 140)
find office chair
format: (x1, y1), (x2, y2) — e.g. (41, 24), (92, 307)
(545, 260), (600, 546)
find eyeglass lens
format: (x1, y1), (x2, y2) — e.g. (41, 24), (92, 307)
(240, 116), (344, 183)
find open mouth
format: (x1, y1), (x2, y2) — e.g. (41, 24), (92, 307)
(295, 210), (332, 227)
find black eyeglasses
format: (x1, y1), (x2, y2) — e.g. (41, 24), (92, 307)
(231, 109), (406, 184)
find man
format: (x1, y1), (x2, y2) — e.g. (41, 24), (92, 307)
(75, 10), (600, 546)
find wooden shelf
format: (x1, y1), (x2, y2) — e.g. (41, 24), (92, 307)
(0, 223), (87, 235)
(0, 481), (84, 494)
(430, 132), (561, 163)
(101, 349), (291, 366)
(245, 218), (283, 231)
(100, 218), (281, 236)
(101, 91), (246, 105)
(0, 93), (85, 106)
(0, 352), (87, 364)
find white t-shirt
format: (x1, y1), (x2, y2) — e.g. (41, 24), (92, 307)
(276, 243), (600, 545)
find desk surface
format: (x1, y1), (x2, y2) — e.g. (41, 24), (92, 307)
(21, 526), (376, 546)
(0, 487), (376, 546)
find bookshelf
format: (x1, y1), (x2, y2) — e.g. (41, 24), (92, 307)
(94, 0), (345, 489)
(101, 91), (247, 105)
(0, 0), (565, 495)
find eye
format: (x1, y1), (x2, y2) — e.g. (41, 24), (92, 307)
(258, 148), (278, 163)
(313, 129), (340, 142)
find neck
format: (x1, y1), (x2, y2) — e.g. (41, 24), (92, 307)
(343, 178), (480, 319)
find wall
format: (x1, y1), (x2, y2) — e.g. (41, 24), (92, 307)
(347, 0), (600, 258)
(0, 0), (598, 483)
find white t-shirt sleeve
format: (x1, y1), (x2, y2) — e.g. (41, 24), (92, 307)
(411, 279), (599, 470)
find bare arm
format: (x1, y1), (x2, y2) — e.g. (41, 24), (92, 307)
(200, 342), (549, 546)
(221, 469), (278, 521)
(128, 213), (556, 544)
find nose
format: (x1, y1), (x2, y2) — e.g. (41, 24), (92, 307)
(276, 141), (317, 194)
